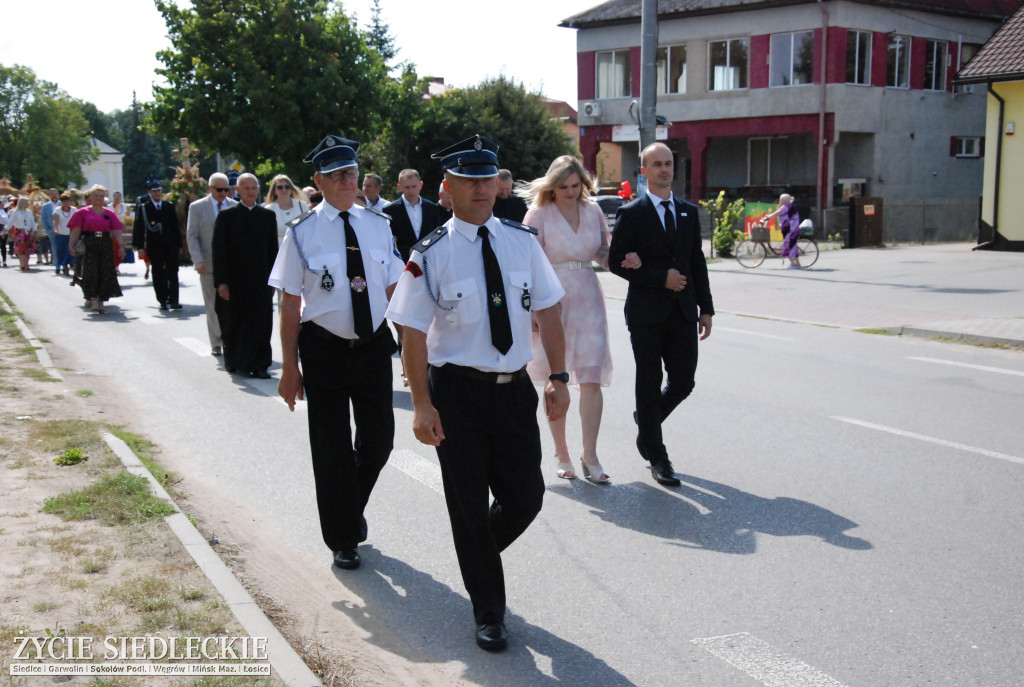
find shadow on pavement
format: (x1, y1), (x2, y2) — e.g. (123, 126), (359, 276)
(331, 548), (634, 686)
(548, 473), (871, 554)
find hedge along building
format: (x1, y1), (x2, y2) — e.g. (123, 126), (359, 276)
(956, 4), (1024, 250)
(561, 0), (1021, 242)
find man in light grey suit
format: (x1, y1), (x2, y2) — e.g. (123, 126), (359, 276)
(187, 173), (237, 356)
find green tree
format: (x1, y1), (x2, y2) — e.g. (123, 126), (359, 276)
(150, 0), (388, 183)
(119, 95), (176, 200)
(397, 76), (579, 196)
(0, 64), (94, 188)
(366, 0), (396, 64)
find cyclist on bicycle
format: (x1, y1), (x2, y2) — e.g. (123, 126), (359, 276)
(757, 193), (802, 269)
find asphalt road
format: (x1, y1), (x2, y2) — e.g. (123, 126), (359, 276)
(2, 246), (1022, 686)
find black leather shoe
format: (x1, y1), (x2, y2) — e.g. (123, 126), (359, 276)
(250, 370), (271, 379)
(159, 303), (169, 311)
(333, 548), (360, 570)
(226, 366), (238, 374)
(650, 461), (681, 486)
(475, 622), (508, 651)
(169, 303), (182, 310)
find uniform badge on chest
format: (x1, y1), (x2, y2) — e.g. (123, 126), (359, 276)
(321, 267), (334, 292)
(351, 276), (367, 293)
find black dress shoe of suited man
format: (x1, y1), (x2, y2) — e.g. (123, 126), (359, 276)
(250, 370), (272, 379)
(159, 302), (170, 311)
(333, 548), (360, 570)
(650, 460), (681, 487)
(476, 622), (508, 651)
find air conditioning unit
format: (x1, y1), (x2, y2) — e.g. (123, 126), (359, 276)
(582, 101), (602, 117)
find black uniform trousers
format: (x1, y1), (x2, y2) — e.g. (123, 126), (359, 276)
(148, 240), (180, 306)
(630, 307), (699, 464)
(299, 323), (396, 551)
(428, 364), (545, 626)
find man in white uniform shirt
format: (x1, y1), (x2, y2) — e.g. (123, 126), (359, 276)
(387, 134), (569, 652)
(270, 135), (403, 572)
(187, 173), (237, 356)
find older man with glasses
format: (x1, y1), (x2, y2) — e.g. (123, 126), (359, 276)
(270, 135), (403, 572)
(187, 172), (237, 356)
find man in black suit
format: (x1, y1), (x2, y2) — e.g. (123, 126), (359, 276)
(608, 142), (714, 487)
(384, 169), (443, 261)
(213, 173), (279, 378)
(492, 168), (527, 222)
(133, 177), (182, 310)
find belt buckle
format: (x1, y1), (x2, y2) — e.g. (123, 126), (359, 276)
(568, 260), (583, 269)
(495, 373), (514, 384)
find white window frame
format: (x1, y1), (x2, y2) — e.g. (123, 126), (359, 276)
(955, 136), (981, 158)
(596, 49), (631, 99)
(846, 29), (872, 85)
(656, 44), (688, 95)
(887, 34), (911, 89)
(770, 31), (815, 87)
(924, 40), (948, 92)
(708, 38), (749, 91)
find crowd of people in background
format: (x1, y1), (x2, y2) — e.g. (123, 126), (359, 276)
(0, 144), (716, 653)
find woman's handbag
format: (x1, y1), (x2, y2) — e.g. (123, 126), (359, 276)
(74, 237), (86, 254)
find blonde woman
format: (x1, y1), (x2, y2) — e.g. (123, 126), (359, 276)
(263, 174), (309, 242)
(519, 156), (622, 484)
(68, 185), (124, 314)
(757, 193), (802, 269)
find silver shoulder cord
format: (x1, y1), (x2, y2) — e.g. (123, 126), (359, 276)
(285, 222), (323, 275)
(421, 254), (454, 314)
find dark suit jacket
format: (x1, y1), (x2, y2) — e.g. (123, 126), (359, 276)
(608, 194), (714, 327)
(132, 198), (181, 254)
(493, 195), (527, 223)
(212, 205), (279, 289)
(384, 197), (443, 261)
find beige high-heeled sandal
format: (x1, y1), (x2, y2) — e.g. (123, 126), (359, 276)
(580, 460), (610, 484)
(556, 461), (576, 480)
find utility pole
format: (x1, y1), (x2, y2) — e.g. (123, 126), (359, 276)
(638, 0), (658, 154)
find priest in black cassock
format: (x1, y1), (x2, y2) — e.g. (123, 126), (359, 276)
(213, 173), (280, 378)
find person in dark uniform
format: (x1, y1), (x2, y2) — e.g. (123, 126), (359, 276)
(492, 168), (528, 222)
(213, 173), (279, 378)
(608, 142), (714, 487)
(133, 177), (182, 310)
(269, 135), (403, 571)
(387, 134), (570, 652)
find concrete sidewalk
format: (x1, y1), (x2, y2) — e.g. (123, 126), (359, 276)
(598, 242), (1024, 347)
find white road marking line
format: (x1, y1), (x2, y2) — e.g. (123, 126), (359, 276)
(691, 632), (848, 687)
(832, 416), (1024, 467)
(173, 336), (213, 357)
(387, 449), (444, 495)
(907, 356), (1024, 378)
(716, 326), (794, 341)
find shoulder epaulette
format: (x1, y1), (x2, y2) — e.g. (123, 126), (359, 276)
(364, 206), (390, 221)
(412, 226), (447, 254)
(286, 209), (315, 230)
(499, 216), (538, 235)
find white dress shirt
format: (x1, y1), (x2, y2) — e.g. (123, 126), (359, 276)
(269, 200), (403, 339)
(387, 214), (564, 373)
(403, 196), (423, 238)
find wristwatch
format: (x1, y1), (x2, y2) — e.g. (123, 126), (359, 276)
(548, 372), (570, 383)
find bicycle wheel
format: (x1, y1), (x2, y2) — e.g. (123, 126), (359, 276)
(735, 240), (767, 268)
(797, 238), (819, 268)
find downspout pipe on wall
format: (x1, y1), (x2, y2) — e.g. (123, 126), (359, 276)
(817, 0), (829, 234)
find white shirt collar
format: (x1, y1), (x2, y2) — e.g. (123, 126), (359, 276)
(646, 190), (674, 206)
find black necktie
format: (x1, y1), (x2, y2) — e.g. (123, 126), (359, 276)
(661, 200), (676, 240)
(340, 211), (374, 339)
(478, 226), (512, 355)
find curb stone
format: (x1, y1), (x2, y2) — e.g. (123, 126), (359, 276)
(4, 297), (322, 687)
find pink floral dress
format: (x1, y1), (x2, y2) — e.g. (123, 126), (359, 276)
(525, 201), (613, 387)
